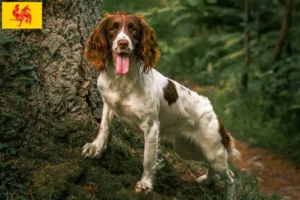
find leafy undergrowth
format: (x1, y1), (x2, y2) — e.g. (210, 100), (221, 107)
(2, 117), (280, 200)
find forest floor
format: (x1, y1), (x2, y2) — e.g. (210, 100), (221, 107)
(233, 140), (300, 200)
(184, 81), (300, 200)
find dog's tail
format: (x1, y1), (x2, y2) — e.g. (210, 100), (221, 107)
(217, 116), (241, 160)
(226, 134), (241, 160)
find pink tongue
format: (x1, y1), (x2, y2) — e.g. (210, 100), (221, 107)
(116, 55), (129, 75)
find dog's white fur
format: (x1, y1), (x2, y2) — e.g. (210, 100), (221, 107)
(82, 25), (239, 200)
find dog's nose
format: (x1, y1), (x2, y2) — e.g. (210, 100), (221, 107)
(117, 40), (129, 49)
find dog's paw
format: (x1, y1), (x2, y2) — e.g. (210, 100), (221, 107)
(82, 142), (106, 158)
(135, 179), (152, 194)
(196, 174), (210, 185)
(196, 173), (220, 185)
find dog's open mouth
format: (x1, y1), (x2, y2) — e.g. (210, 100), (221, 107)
(112, 52), (134, 75)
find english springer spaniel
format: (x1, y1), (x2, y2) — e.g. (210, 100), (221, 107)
(82, 12), (239, 200)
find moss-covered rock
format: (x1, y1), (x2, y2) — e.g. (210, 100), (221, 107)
(17, 117), (208, 199)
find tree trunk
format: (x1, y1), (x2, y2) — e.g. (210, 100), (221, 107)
(272, 0), (293, 63)
(2, 0), (103, 121)
(255, 0), (261, 69)
(1, 0), (103, 198)
(242, 0), (250, 92)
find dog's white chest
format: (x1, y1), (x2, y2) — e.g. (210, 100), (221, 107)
(98, 77), (151, 130)
(101, 89), (132, 113)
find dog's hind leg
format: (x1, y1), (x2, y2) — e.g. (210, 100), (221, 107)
(192, 111), (236, 199)
(196, 136), (235, 200)
(208, 155), (235, 200)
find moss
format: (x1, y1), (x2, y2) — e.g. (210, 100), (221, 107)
(155, 156), (182, 195)
(109, 190), (142, 200)
(84, 167), (124, 199)
(100, 135), (142, 174)
(32, 161), (83, 200)
(69, 130), (94, 147)
(66, 184), (97, 200)
(84, 167), (110, 183)
(118, 174), (139, 188)
(109, 120), (144, 150)
(44, 115), (97, 147)
(104, 189), (171, 200)
(19, 116), (215, 199)
(19, 114), (97, 163)
(12, 114), (269, 200)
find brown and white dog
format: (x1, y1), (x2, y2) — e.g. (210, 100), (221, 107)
(82, 12), (239, 200)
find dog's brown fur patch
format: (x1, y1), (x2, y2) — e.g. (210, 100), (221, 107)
(163, 80), (178, 106)
(217, 116), (231, 150)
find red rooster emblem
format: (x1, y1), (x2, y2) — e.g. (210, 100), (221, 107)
(10, 4), (32, 27)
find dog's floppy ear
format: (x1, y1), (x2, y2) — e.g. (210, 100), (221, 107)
(137, 15), (160, 72)
(84, 15), (110, 71)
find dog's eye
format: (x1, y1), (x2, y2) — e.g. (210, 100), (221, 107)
(129, 27), (137, 34)
(109, 28), (117, 33)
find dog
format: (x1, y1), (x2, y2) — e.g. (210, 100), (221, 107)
(82, 12), (239, 200)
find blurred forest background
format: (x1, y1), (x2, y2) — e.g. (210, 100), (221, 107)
(105, 0), (300, 162)
(1, 0), (300, 199)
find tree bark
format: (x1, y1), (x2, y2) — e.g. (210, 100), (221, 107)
(272, 0), (293, 63)
(1, 1), (103, 198)
(2, 0), (103, 124)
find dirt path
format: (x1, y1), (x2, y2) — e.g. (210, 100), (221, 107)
(232, 140), (300, 200)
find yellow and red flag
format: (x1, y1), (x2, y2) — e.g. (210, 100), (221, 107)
(2, 2), (42, 29)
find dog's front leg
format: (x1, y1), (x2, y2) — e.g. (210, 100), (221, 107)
(136, 119), (159, 193)
(82, 102), (114, 158)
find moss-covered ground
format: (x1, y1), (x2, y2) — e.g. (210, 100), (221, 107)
(4, 116), (281, 200)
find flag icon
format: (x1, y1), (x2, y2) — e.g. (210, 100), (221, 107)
(2, 2), (42, 29)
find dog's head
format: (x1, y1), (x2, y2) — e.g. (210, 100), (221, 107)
(85, 12), (160, 74)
